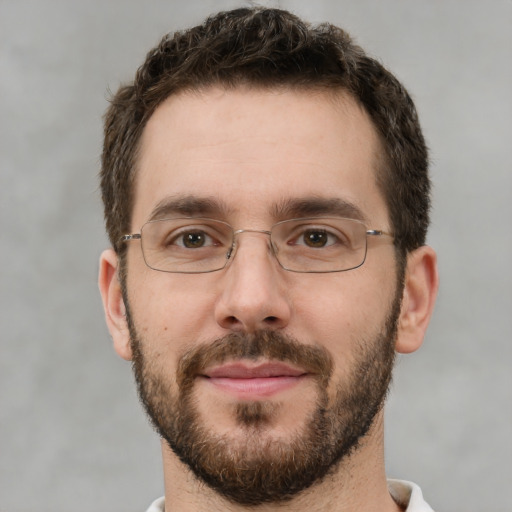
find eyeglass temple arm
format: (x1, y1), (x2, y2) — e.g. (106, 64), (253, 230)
(121, 234), (142, 242)
(366, 229), (393, 238)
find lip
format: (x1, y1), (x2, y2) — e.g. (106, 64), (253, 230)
(200, 362), (309, 398)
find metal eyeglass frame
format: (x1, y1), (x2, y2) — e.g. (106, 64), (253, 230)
(121, 217), (394, 274)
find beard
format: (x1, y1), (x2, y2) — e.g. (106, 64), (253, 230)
(125, 290), (401, 506)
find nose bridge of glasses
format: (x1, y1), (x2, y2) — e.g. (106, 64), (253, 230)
(227, 228), (276, 260)
(233, 228), (272, 237)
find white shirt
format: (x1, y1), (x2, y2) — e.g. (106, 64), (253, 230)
(388, 479), (435, 511)
(145, 479), (434, 511)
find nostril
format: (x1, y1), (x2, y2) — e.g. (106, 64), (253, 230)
(264, 316), (279, 324)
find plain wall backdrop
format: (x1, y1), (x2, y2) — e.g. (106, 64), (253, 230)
(1, 1), (511, 511)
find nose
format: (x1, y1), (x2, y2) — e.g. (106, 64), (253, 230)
(214, 231), (292, 333)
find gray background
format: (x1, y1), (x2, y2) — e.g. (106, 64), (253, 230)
(1, 0), (511, 511)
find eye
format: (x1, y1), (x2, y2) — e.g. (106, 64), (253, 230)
(172, 229), (216, 249)
(290, 227), (343, 249)
(301, 229), (333, 248)
(180, 230), (210, 248)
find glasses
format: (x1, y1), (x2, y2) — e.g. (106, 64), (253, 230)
(121, 217), (393, 274)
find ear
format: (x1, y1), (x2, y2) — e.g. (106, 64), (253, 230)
(395, 245), (439, 354)
(98, 249), (133, 361)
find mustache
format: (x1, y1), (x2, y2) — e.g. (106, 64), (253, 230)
(176, 330), (334, 391)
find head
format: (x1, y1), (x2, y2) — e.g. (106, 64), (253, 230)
(99, 7), (437, 506)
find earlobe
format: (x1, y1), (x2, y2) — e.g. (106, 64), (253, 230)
(98, 249), (133, 361)
(395, 246), (439, 354)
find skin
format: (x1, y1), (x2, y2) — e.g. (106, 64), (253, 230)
(99, 87), (438, 511)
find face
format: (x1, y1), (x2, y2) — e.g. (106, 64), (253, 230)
(123, 87), (401, 504)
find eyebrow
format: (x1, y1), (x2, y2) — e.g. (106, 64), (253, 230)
(148, 195), (233, 222)
(271, 197), (368, 223)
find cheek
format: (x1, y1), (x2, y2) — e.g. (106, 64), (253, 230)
(290, 269), (396, 354)
(126, 268), (219, 354)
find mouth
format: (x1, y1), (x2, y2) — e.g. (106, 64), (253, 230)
(200, 361), (309, 398)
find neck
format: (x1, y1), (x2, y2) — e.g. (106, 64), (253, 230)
(160, 411), (402, 512)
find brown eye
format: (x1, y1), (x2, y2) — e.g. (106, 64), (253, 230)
(181, 231), (208, 248)
(303, 229), (329, 248)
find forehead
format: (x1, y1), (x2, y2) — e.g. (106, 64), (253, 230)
(133, 86), (388, 228)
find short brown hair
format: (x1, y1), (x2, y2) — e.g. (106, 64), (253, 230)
(101, 7), (430, 260)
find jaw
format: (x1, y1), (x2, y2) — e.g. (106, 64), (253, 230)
(159, 409), (390, 512)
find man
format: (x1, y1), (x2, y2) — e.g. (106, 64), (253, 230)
(99, 7), (438, 511)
